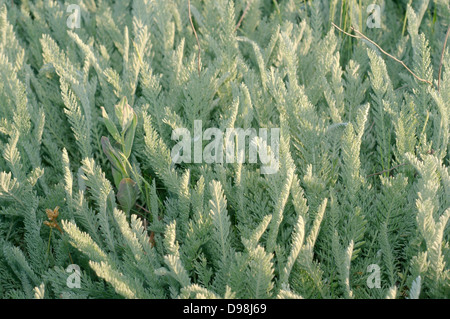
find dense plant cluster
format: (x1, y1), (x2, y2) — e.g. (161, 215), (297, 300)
(0, 0), (448, 299)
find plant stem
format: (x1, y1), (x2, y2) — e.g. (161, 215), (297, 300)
(188, 0), (201, 76)
(332, 23), (433, 86)
(46, 228), (53, 263)
(235, 1), (251, 31)
(438, 25), (450, 92)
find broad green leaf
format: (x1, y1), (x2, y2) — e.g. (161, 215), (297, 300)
(101, 136), (127, 176)
(123, 113), (137, 158)
(117, 178), (139, 215)
(101, 107), (122, 144)
(115, 97), (134, 134)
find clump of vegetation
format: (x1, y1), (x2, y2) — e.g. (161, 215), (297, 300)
(0, 0), (448, 299)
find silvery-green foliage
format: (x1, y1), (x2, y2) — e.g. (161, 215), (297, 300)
(0, 0), (448, 299)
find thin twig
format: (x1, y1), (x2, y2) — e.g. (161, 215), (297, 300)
(438, 25), (450, 92)
(235, 1), (252, 31)
(332, 23), (433, 86)
(188, 0), (201, 76)
(136, 203), (150, 214)
(331, 22), (359, 39)
(366, 163), (408, 177)
(352, 26), (432, 86)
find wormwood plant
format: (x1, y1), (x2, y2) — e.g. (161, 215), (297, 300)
(0, 0), (448, 299)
